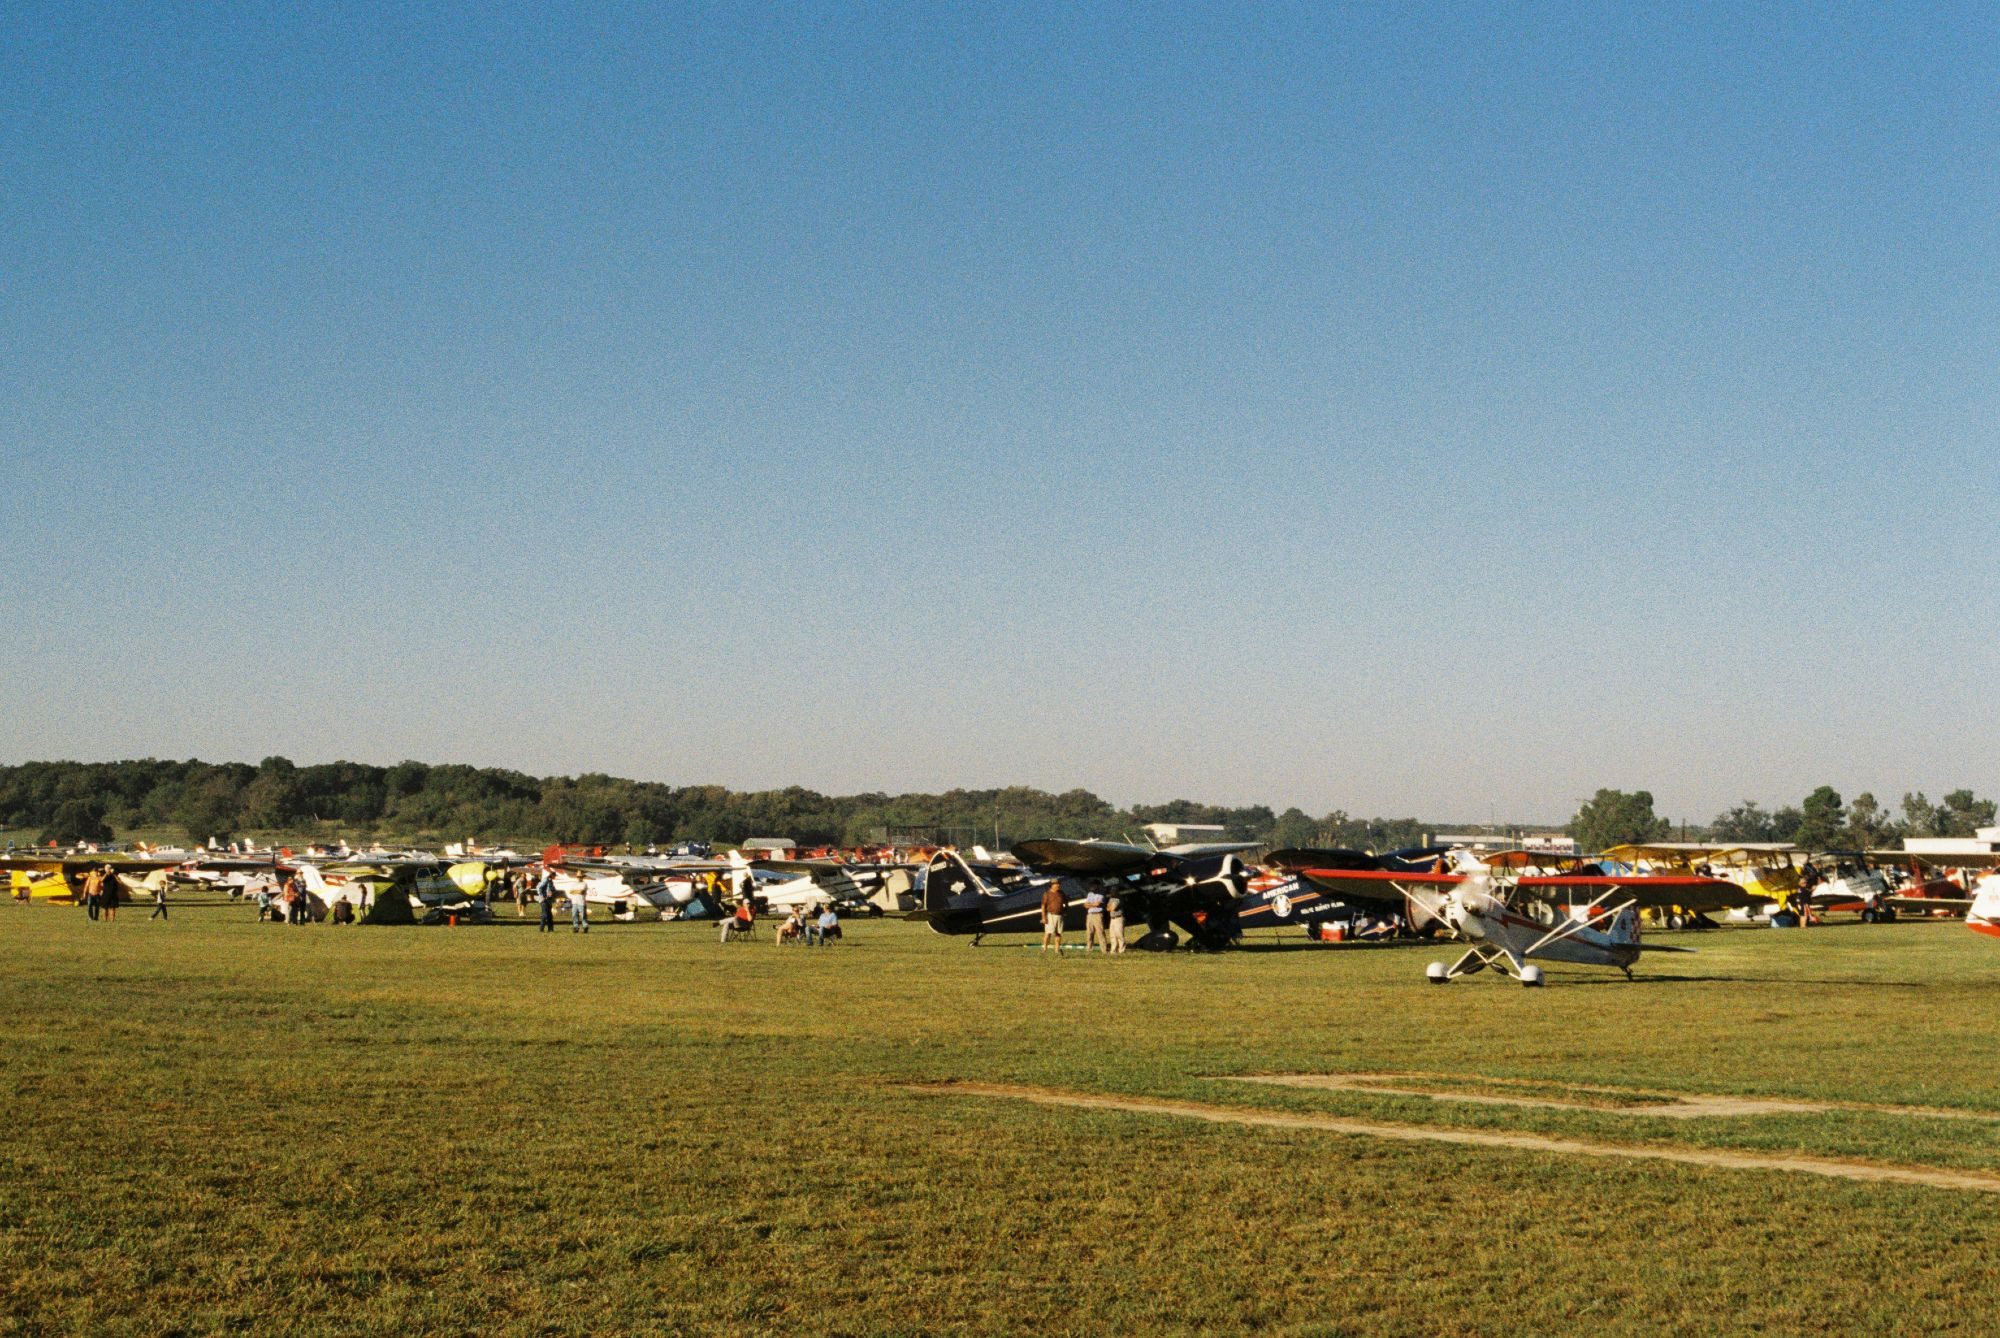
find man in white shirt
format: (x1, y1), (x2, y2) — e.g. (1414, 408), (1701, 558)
(1083, 888), (1108, 952)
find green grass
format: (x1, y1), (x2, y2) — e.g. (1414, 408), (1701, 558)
(5, 906), (2000, 1335)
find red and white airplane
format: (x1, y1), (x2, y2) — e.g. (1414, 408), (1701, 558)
(1269, 848), (1757, 987)
(1880, 851), (2000, 940)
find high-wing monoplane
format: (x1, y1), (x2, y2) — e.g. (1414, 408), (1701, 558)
(1269, 850), (1756, 985)
(3, 850), (276, 903)
(921, 839), (1256, 949)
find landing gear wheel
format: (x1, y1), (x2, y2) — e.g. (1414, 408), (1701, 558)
(1665, 912), (1686, 931)
(1425, 961), (1450, 984)
(1861, 907), (1878, 924)
(1519, 964), (1545, 988)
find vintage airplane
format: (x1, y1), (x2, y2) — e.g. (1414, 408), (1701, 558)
(1239, 846), (1457, 937)
(1879, 851), (2000, 937)
(1599, 842), (1810, 925)
(287, 856), (498, 922)
(544, 850), (742, 920)
(920, 838), (1257, 949)
(3, 850), (276, 903)
(1269, 850), (1756, 985)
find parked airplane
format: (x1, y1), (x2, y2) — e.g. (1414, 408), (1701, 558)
(2, 851), (275, 903)
(1270, 852), (1755, 985)
(288, 857), (496, 921)
(1881, 852), (2000, 938)
(921, 839), (1256, 949)
(1600, 842), (1809, 925)
(547, 851), (741, 919)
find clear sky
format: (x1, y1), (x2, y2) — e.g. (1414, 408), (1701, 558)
(4, 2), (1996, 824)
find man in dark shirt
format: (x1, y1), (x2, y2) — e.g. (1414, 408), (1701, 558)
(1039, 878), (1066, 954)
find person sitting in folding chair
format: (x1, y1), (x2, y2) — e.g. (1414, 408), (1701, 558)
(719, 897), (755, 944)
(813, 904), (841, 946)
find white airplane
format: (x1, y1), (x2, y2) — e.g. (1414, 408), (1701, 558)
(290, 859), (493, 919)
(550, 855), (746, 920)
(1277, 852), (1757, 987)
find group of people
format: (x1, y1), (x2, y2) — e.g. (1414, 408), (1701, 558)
(76, 864), (129, 921)
(255, 875), (344, 924)
(1039, 879), (1126, 954)
(527, 866), (591, 933)
(771, 902), (842, 946)
(72, 865), (175, 922)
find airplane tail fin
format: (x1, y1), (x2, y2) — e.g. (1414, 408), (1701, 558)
(924, 850), (990, 912)
(1608, 906), (1641, 946)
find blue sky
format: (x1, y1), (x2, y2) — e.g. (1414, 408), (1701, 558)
(4, 3), (1996, 822)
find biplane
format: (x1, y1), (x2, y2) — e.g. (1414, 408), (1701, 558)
(1599, 842), (1808, 925)
(1876, 850), (2000, 937)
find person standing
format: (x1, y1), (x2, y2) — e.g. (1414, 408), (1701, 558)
(1039, 877), (1066, 953)
(536, 867), (557, 934)
(99, 866), (118, 921)
(513, 870), (528, 918)
(81, 866), (103, 921)
(1083, 887), (1108, 953)
(149, 873), (169, 921)
(568, 877), (589, 933)
(1106, 892), (1126, 955)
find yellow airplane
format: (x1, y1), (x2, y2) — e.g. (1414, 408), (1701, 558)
(1600, 842), (1807, 926)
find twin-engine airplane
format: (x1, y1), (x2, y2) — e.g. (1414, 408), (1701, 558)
(921, 839), (1256, 950)
(1268, 849), (1758, 985)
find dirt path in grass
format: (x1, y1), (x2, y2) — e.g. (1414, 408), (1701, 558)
(904, 1081), (2000, 1194)
(1230, 1072), (2000, 1121)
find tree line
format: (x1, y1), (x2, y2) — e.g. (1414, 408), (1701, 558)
(1567, 786), (1997, 853)
(0, 757), (1430, 851)
(5, 760), (1988, 856)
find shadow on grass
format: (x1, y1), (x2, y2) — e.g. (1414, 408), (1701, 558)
(1559, 973), (1929, 988)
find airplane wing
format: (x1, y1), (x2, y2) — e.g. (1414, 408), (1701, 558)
(1516, 875), (1763, 911)
(0, 853), (226, 873)
(566, 856), (735, 874)
(1009, 840), (1160, 878)
(1288, 866), (1459, 906)
(1264, 848), (1383, 873)
(758, 859), (867, 900)
(1885, 895), (1974, 913)
(1865, 849), (2000, 870)
(1481, 850), (1598, 873)
(1160, 841), (1263, 858)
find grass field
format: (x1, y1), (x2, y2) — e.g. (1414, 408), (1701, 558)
(6, 904), (2000, 1335)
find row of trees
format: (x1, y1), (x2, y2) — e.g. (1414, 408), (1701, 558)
(0, 758), (1426, 850)
(1569, 786), (1997, 853)
(6, 760), (1989, 855)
